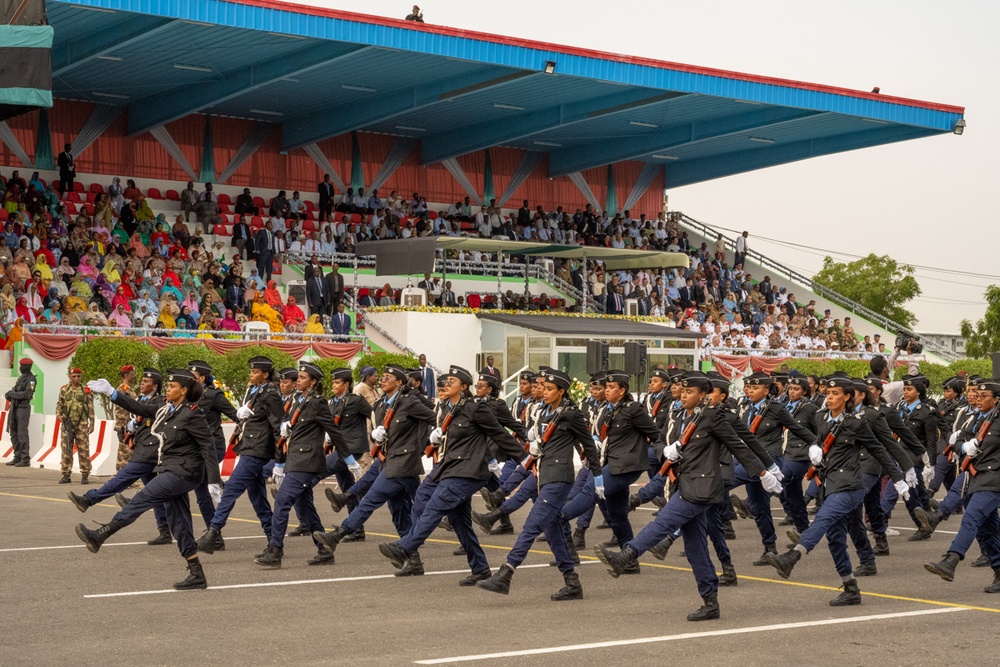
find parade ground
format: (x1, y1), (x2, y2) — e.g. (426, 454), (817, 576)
(1, 465), (995, 667)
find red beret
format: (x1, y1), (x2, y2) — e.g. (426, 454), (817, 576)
(19, 358), (32, 366)
(120, 365), (135, 373)
(70, 368), (83, 375)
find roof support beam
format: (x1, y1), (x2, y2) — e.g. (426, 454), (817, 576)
(663, 125), (941, 189)
(548, 107), (820, 177)
(52, 16), (176, 77)
(126, 44), (373, 136)
(280, 68), (535, 152)
(419, 91), (684, 165)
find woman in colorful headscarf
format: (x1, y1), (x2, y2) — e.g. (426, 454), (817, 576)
(263, 279), (283, 309)
(282, 296), (305, 328)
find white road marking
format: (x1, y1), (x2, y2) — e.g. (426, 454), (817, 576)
(1, 535), (265, 553)
(83, 560), (600, 599)
(414, 607), (966, 664)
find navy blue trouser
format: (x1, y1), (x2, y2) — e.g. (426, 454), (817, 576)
(210, 454), (272, 537)
(507, 481), (577, 575)
(779, 459), (812, 533)
(630, 493), (717, 598)
(340, 472), (419, 536)
(845, 474), (881, 567)
(730, 460), (777, 547)
(399, 476), (489, 574)
(111, 471), (200, 559)
(798, 488), (865, 578)
(948, 490), (1000, 567)
(269, 471), (323, 550)
(602, 467), (642, 545)
(83, 460), (168, 531)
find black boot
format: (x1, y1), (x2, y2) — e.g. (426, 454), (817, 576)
(491, 513), (514, 536)
(75, 521), (123, 553)
(649, 534), (676, 560)
(723, 521), (736, 540)
(341, 527), (366, 543)
(594, 544), (638, 578)
(395, 551), (425, 577)
(325, 487), (352, 513)
(378, 541), (409, 569)
(753, 544), (778, 566)
(687, 594), (720, 621)
(115, 493), (130, 508)
(174, 558), (208, 590)
(925, 552), (960, 581)
(854, 561), (877, 577)
(472, 508), (503, 534)
(627, 494), (642, 512)
(985, 567), (1000, 594)
(573, 527), (587, 550)
(914, 507), (942, 535)
(972, 553), (991, 568)
(718, 563), (738, 587)
(872, 532), (890, 556)
(551, 571), (583, 601)
(254, 544), (283, 568)
(765, 548), (802, 579)
(731, 495), (750, 519)
(196, 528), (221, 555)
(475, 563), (514, 595)
(67, 491), (92, 513)
(830, 578), (862, 606)
(459, 569), (491, 586)
(313, 527), (347, 555)
(59, 474), (72, 484)
(147, 527), (172, 545)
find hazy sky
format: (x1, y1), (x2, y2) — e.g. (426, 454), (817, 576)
(293, 0), (996, 332)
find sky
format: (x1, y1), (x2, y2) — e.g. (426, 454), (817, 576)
(292, 0), (997, 333)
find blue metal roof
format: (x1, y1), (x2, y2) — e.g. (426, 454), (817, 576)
(47, 0), (965, 186)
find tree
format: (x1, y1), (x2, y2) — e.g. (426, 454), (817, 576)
(960, 285), (1000, 358)
(811, 254), (921, 329)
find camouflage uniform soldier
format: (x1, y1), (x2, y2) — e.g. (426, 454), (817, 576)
(114, 365), (138, 471)
(57, 367), (95, 485)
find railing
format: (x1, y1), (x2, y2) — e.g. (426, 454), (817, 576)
(673, 212), (959, 362)
(21, 323), (367, 345)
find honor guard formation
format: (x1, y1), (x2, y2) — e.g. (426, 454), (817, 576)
(52, 355), (999, 621)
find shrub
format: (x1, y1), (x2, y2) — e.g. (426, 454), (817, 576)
(352, 352), (419, 383)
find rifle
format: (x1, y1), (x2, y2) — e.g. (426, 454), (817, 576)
(523, 406), (566, 473)
(959, 406), (997, 477)
(804, 414), (849, 486)
(275, 391), (308, 454)
(658, 398), (712, 482)
(425, 398), (466, 458)
(370, 399), (396, 462)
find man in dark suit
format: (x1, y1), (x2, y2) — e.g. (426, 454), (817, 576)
(330, 302), (352, 338)
(232, 216), (252, 260)
(57, 143), (75, 195)
(254, 220), (274, 283)
(418, 355), (435, 397)
(318, 174), (335, 218)
(324, 263), (345, 317)
(305, 265), (327, 317)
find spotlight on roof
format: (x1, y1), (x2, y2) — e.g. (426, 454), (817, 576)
(544, 61), (556, 74)
(953, 119), (966, 136)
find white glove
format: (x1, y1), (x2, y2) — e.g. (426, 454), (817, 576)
(663, 441), (682, 462)
(526, 428), (537, 443)
(760, 470), (783, 494)
(429, 427), (443, 445)
(949, 431), (960, 446)
(236, 404), (254, 420)
(922, 465), (934, 487)
(488, 459), (502, 477)
(272, 463), (285, 484)
(904, 468), (917, 488)
(126, 418), (138, 434)
(962, 439), (979, 457)
(529, 440), (541, 457)
(371, 425), (387, 443)
(894, 479), (910, 501)
(348, 462), (363, 479)
(767, 464), (784, 482)
(920, 452), (931, 467)
(208, 483), (223, 504)
(808, 445), (824, 466)
(280, 421), (291, 438)
(594, 474), (605, 500)
(87, 379), (114, 396)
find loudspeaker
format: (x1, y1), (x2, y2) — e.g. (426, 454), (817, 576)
(586, 341), (609, 376)
(624, 342), (647, 376)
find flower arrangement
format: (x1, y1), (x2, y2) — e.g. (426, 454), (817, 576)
(568, 378), (588, 404)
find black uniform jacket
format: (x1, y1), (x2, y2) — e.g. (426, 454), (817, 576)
(284, 391), (346, 475)
(812, 411), (903, 495)
(329, 392), (373, 456)
(781, 400), (819, 463)
(374, 389), (437, 478)
(111, 392), (221, 485)
(125, 392), (166, 465)
(535, 403), (602, 486)
(599, 400), (661, 475)
(236, 383), (283, 459)
(434, 398), (525, 482)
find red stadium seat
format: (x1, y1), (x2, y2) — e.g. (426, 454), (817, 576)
(89, 183), (103, 194)
(165, 189), (180, 201)
(147, 187), (162, 199)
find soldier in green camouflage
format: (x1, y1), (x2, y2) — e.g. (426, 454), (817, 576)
(114, 365), (138, 471)
(57, 367), (95, 485)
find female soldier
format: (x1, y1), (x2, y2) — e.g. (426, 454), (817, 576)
(476, 368), (602, 601)
(378, 366), (525, 584)
(765, 377), (907, 606)
(79, 370), (221, 589)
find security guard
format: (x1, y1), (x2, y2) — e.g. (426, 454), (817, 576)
(380, 366), (526, 584)
(67, 368), (172, 546)
(595, 371), (779, 621)
(5, 357), (36, 467)
(256, 362), (347, 568)
(477, 367), (602, 601)
(764, 377), (906, 606)
(80, 370), (223, 590)
(56, 367), (95, 484)
(113, 365), (138, 471)
(198, 356), (283, 553)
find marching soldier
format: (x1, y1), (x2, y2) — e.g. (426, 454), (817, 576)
(114, 365), (138, 471)
(5, 358), (36, 467)
(56, 368), (95, 485)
